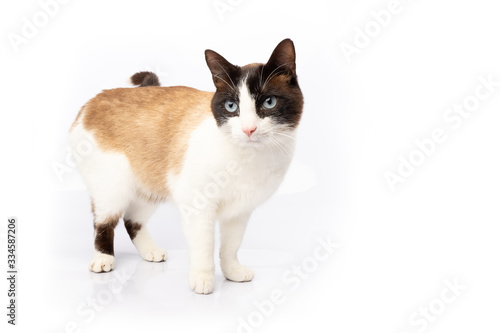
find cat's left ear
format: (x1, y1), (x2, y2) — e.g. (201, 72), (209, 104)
(205, 49), (239, 89)
(265, 38), (297, 75)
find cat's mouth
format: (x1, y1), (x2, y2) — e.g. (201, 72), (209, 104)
(246, 136), (263, 143)
(230, 133), (268, 147)
(238, 137), (263, 146)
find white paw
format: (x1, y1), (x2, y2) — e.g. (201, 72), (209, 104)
(189, 271), (215, 294)
(139, 247), (167, 262)
(89, 253), (115, 273)
(222, 264), (255, 282)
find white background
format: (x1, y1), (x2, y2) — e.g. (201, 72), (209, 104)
(1, 0), (499, 332)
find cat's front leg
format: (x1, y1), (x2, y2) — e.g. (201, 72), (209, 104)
(181, 208), (217, 294)
(219, 211), (255, 282)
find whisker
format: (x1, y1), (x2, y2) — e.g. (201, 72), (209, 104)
(213, 74), (236, 93)
(259, 64), (265, 88)
(268, 138), (278, 166)
(272, 135), (296, 154)
(273, 131), (297, 141)
(268, 137), (285, 161)
(214, 60), (237, 92)
(262, 62), (293, 90)
(269, 136), (292, 161)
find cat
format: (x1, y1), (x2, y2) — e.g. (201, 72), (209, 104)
(69, 38), (304, 294)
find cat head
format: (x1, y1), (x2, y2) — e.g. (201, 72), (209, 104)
(205, 39), (303, 146)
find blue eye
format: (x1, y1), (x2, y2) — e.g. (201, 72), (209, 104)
(263, 96), (277, 110)
(224, 100), (238, 112)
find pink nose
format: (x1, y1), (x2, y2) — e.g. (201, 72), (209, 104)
(243, 127), (257, 137)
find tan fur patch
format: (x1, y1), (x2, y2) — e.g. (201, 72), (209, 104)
(74, 86), (214, 200)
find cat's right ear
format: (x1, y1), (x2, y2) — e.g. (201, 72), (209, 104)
(205, 50), (239, 89)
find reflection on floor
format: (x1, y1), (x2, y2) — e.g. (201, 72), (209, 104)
(46, 249), (300, 332)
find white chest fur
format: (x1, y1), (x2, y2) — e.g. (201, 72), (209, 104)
(169, 118), (296, 221)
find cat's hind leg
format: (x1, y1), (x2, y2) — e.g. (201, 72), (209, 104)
(86, 163), (134, 273)
(123, 197), (166, 262)
(69, 122), (136, 272)
(89, 199), (126, 273)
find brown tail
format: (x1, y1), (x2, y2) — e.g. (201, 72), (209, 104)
(130, 71), (161, 87)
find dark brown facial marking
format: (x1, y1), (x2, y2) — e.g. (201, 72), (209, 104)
(94, 217), (119, 256)
(124, 219), (142, 240)
(205, 38), (303, 128)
